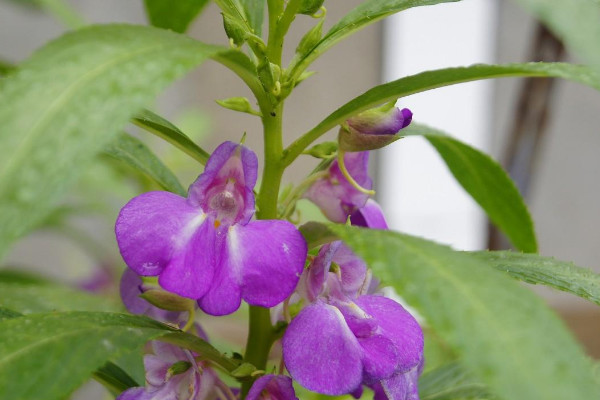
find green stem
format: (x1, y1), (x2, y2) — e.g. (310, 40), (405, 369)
(266, 0), (285, 63)
(241, 100), (284, 397)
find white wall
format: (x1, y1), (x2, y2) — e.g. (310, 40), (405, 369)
(379, 0), (498, 250)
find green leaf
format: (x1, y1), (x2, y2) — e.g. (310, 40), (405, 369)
(143, 0), (210, 33)
(0, 307), (21, 321)
(284, 62), (600, 165)
(511, 0), (600, 73)
(472, 251), (600, 306)
(0, 25), (233, 257)
(0, 312), (177, 399)
(240, 0), (265, 37)
(133, 109), (210, 165)
(402, 123), (536, 253)
(287, 0), (460, 79)
(419, 362), (491, 400)
(104, 133), (186, 196)
(93, 361), (139, 395)
(0, 281), (120, 314)
(303, 223), (600, 400)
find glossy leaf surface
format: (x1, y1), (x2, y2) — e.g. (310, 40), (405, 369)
(143, 0), (210, 33)
(301, 223), (600, 400)
(104, 133), (186, 196)
(402, 123), (537, 253)
(473, 250), (600, 306)
(0, 25), (230, 257)
(0, 312), (176, 399)
(284, 62), (600, 164)
(288, 0), (460, 79)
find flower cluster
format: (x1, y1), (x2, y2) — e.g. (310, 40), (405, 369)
(114, 104), (419, 399)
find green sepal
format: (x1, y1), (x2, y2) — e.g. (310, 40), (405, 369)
(257, 57), (281, 93)
(216, 96), (262, 116)
(296, 19), (324, 56)
(303, 141), (337, 159)
(230, 362), (257, 378)
(222, 13), (248, 46)
(298, 0), (324, 15)
(139, 289), (195, 311)
(167, 361), (192, 377)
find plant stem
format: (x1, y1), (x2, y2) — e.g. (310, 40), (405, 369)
(241, 99), (284, 397)
(266, 0), (285, 64)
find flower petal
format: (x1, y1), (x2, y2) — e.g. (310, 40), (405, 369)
(283, 302), (363, 395)
(298, 241), (341, 302)
(332, 243), (368, 298)
(119, 269), (184, 325)
(116, 387), (152, 400)
(144, 354), (171, 387)
(359, 334), (400, 381)
(197, 232), (242, 316)
(188, 141), (258, 225)
(350, 199), (389, 230)
(233, 220), (307, 307)
(304, 152), (372, 223)
(355, 295), (424, 373)
(376, 363), (421, 400)
(115, 191), (201, 276)
(246, 375), (298, 400)
(158, 216), (216, 299)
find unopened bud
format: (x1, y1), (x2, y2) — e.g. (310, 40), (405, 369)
(296, 19), (324, 56)
(338, 101), (412, 152)
(140, 289), (195, 311)
(222, 13), (247, 46)
(230, 362), (257, 378)
(303, 141), (337, 159)
(166, 361), (192, 380)
(216, 97), (261, 116)
(298, 0), (325, 15)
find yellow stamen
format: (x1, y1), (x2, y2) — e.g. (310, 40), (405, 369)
(337, 150), (375, 196)
(214, 220), (221, 228)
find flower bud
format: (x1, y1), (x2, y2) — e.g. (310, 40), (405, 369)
(139, 288), (196, 311)
(216, 97), (261, 116)
(222, 13), (247, 46)
(338, 101), (412, 152)
(298, 0), (325, 15)
(166, 361), (192, 379)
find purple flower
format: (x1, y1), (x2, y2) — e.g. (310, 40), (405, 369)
(303, 151), (372, 223)
(246, 375), (298, 400)
(117, 341), (219, 400)
(370, 361), (423, 400)
(282, 241), (424, 396)
(350, 199), (389, 230)
(339, 103), (412, 152)
(115, 141), (307, 316)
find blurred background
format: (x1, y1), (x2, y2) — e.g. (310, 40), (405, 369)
(1, 0), (599, 397)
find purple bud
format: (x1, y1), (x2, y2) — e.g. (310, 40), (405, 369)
(339, 102), (412, 152)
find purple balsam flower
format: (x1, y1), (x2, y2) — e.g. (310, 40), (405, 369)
(350, 199), (389, 230)
(116, 141), (307, 316)
(339, 102), (412, 152)
(283, 241), (423, 396)
(303, 151), (372, 223)
(246, 375), (298, 400)
(117, 341), (219, 400)
(370, 360), (423, 400)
